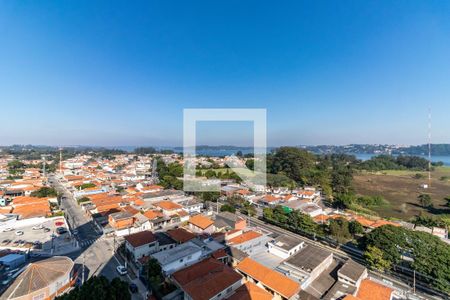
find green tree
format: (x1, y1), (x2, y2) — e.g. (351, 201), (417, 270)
(328, 218), (352, 243)
(146, 258), (162, 283)
(77, 183), (96, 190)
(240, 201), (256, 217)
(220, 204), (236, 213)
(364, 245), (391, 272)
(30, 187), (58, 198)
(245, 159), (254, 171)
(349, 220), (364, 236)
(418, 193), (432, 208)
(56, 276), (131, 300)
(361, 225), (450, 293)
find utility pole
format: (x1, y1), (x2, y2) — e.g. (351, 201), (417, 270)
(82, 253), (85, 284)
(428, 108), (432, 188)
(413, 269), (416, 294)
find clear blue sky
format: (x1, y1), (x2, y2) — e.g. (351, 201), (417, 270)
(1, 1), (449, 147)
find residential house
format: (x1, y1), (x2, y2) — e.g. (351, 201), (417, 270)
(225, 230), (269, 255)
(337, 259), (368, 288)
(108, 211), (134, 230)
(166, 228), (197, 244)
(214, 212), (246, 232)
(155, 200), (183, 216)
(124, 230), (158, 262)
(236, 257), (301, 300)
(280, 245), (333, 289)
(188, 215), (215, 234)
(151, 241), (203, 275)
(172, 258), (244, 300)
(268, 235), (305, 259)
(228, 282), (272, 300)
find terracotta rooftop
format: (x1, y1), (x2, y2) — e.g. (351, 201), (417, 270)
(228, 282), (272, 300)
(143, 210), (163, 220)
(227, 231), (262, 245)
(166, 228), (196, 243)
(124, 230), (156, 248)
(172, 258), (242, 300)
(155, 200), (182, 211)
(236, 257), (300, 299)
(189, 214), (214, 230)
(356, 279), (393, 300)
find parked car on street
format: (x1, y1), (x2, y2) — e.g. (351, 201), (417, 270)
(116, 265), (127, 275)
(129, 283), (138, 293)
(15, 230), (24, 236)
(3, 227), (14, 232)
(32, 224), (44, 230)
(56, 227), (68, 234)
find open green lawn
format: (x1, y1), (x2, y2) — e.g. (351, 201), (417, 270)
(353, 167), (450, 220)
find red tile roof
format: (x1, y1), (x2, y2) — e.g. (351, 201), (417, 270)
(236, 258), (300, 299)
(356, 279), (393, 300)
(156, 200), (182, 211)
(189, 215), (214, 230)
(228, 282), (272, 300)
(227, 231), (262, 245)
(172, 258), (242, 300)
(124, 231), (156, 248)
(166, 228), (196, 243)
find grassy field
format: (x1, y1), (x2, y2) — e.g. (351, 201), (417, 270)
(353, 167), (450, 220)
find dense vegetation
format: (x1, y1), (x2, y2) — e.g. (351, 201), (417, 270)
(358, 155), (430, 171)
(267, 147), (355, 196)
(55, 276), (130, 300)
(361, 225), (450, 293)
(263, 206), (322, 235)
(156, 159), (183, 190)
(30, 187), (58, 198)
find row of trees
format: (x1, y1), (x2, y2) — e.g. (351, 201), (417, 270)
(358, 155), (430, 171)
(263, 206), (363, 243)
(56, 276), (130, 300)
(361, 225), (450, 293)
(266, 147), (355, 197)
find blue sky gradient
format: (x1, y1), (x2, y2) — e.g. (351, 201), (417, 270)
(1, 1), (450, 146)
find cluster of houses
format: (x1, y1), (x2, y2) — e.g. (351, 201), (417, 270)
(120, 210), (397, 300)
(0, 157), (61, 222)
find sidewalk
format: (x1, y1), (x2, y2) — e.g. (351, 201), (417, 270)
(115, 251), (148, 300)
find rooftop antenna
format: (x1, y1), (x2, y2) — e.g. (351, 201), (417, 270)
(428, 108), (432, 187)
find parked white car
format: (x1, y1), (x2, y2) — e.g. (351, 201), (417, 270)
(116, 265), (127, 276)
(2, 227), (14, 232)
(32, 224), (44, 230)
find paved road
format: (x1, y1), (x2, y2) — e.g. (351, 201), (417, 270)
(49, 175), (146, 300)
